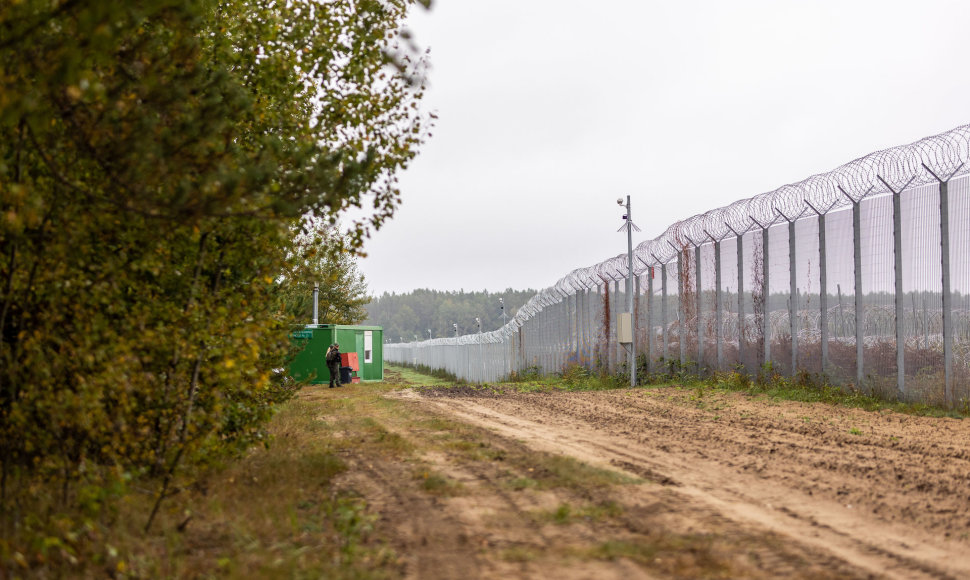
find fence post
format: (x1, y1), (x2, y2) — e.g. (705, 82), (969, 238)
(578, 287), (585, 366)
(694, 243), (703, 371)
(878, 175), (916, 399)
(563, 288), (579, 372)
(557, 293), (564, 373)
(646, 263), (655, 372)
(923, 162), (963, 407)
(940, 179), (953, 406)
(671, 243), (686, 368)
(556, 295), (563, 372)
(575, 288), (581, 367)
(789, 218), (798, 375)
(586, 286), (592, 366)
(654, 256), (668, 362)
(738, 233), (744, 369)
(855, 199), (863, 389)
(585, 286), (591, 367)
(762, 226), (770, 366)
(589, 284), (596, 365)
(574, 290), (581, 365)
(818, 210), (828, 375)
(891, 180), (905, 396)
(705, 230), (724, 372)
(839, 186), (868, 390)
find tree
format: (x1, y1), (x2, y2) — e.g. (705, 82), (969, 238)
(364, 288), (538, 340)
(279, 221), (370, 326)
(0, 0), (429, 540)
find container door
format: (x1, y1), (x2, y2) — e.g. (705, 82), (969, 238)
(355, 331), (365, 365)
(363, 330), (374, 380)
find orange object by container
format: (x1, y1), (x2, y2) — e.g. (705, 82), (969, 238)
(340, 352), (359, 371)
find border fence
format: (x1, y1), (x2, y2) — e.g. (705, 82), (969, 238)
(386, 125), (970, 406)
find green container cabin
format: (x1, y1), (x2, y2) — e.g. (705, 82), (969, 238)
(288, 324), (384, 384)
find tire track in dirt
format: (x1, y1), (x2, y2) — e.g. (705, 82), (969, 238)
(407, 388), (970, 579)
(339, 419), (675, 577)
(333, 406), (662, 579)
(336, 453), (484, 579)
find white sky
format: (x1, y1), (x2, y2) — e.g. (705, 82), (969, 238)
(358, 0), (970, 296)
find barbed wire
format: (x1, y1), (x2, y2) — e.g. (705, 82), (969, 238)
(566, 123), (970, 288)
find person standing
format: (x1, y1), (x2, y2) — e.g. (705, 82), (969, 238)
(325, 343), (341, 388)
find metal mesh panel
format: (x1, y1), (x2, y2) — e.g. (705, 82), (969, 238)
(588, 286), (598, 367)
(860, 194), (897, 396)
(795, 217), (822, 375)
(902, 183), (944, 403)
(649, 265), (665, 365)
(592, 284), (607, 369)
(612, 279), (625, 372)
(634, 275), (648, 368)
(763, 224), (787, 374)
(666, 259), (681, 366)
(824, 207), (858, 384)
(738, 228), (763, 373)
(720, 237), (740, 368)
(951, 176), (970, 403)
(698, 244), (718, 369)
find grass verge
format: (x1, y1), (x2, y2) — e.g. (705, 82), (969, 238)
(395, 359), (970, 418)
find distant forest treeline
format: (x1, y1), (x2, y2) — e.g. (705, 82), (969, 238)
(363, 288), (537, 342)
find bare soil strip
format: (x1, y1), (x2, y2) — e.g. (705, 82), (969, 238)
(396, 386), (970, 579)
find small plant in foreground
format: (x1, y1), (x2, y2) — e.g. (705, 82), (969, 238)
(560, 362), (591, 386)
(508, 364), (543, 382)
(415, 469), (464, 496)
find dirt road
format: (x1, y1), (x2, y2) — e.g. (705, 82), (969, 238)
(387, 385), (970, 579)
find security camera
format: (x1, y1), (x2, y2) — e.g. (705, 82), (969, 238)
(616, 198), (624, 206)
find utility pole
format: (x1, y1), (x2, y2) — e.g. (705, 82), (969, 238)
(618, 196), (637, 387)
(312, 282), (319, 325)
(476, 317), (484, 382)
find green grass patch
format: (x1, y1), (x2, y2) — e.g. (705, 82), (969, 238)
(586, 535), (732, 578)
(498, 545), (540, 563)
(536, 501), (624, 525)
(709, 367), (970, 418)
(414, 415), (507, 462)
(506, 476), (539, 491)
(518, 453), (640, 491)
(389, 365), (456, 387)
(413, 468), (464, 497)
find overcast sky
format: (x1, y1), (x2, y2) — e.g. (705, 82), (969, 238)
(356, 0), (970, 297)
